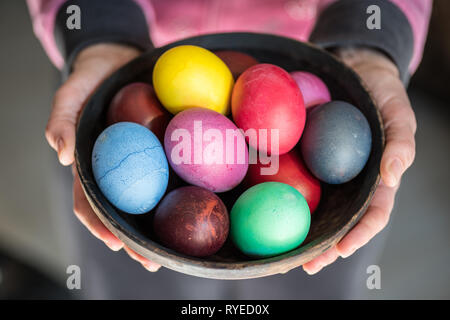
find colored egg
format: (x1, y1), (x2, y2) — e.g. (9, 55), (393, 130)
(152, 45), (234, 115)
(245, 149), (321, 213)
(232, 64), (306, 155)
(164, 107), (248, 193)
(230, 182), (310, 257)
(154, 186), (229, 257)
(300, 101), (372, 184)
(92, 122), (169, 214)
(214, 50), (259, 79)
(290, 71), (331, 108)
(107, 82), (171, 141)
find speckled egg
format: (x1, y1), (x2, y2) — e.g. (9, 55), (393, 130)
(164, 107), (248, 193)
(300, 101), (372, 184)
(154, 186), (229, 257)
(92, 122), (169, 214)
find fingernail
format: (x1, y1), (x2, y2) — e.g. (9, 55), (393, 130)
(57, 138), (64, 154)
(340, 248), (356, 259)
(143, 263), (161, 272)
(387, 158), (403, 187)
(57, 138), (65, 163)
(304, 264), (322, 275)
(304, 267), (314, 275)
(105, 241), (123, 251)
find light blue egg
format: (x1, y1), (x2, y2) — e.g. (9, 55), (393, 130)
(92, 122), (169, 214)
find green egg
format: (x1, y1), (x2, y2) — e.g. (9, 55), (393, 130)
(230, 182), (310, 257)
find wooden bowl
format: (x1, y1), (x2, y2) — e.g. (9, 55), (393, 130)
(75, 33), (384, 279)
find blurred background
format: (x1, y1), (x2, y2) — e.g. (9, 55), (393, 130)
(0, 1), (448, 299)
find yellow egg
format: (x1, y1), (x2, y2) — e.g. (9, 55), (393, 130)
(152, 45), (234, 115)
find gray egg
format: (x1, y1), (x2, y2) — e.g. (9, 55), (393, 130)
(300, 101), (372, 184)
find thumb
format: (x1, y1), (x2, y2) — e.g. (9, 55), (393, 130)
(380, 95), (417, 187)
(45, 43), (142, 166)
(374, 76), (417, 187)
(46, 68), (102, 166)
(342, 48), (417, 188)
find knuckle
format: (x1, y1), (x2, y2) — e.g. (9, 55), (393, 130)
(383, 98), (417, 135)
(408, 109), (418, 134)
(388, 138), (416, 169)
(373, 206), (390, 231)
(379, 214), (390, 230)
(73, 202), (83, 218)
(361, 206), (389, 235)
(44, 124), (55, 143)
(399, 139), (416, 167)
(53, 85), (70, 104)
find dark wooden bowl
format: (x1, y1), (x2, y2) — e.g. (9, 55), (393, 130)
(75, 33), (384, 279)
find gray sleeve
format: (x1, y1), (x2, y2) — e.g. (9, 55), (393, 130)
(309, 0), (414, 84)
(54, 0), (153, 73)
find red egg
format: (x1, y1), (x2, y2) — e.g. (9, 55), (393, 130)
(154, 186), (229, 257)
(107, 82), (171, 141)
(245, 149), (321, 213)
(214, 50), (259, 79)
(290, 71), (331, 108)
(232, 64), (306, 155)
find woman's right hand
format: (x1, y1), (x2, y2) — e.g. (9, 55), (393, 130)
(46, 42), (161, 272)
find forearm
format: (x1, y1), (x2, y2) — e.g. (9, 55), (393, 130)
(311, 0), (432, 83)
(27, 0), (154, 70)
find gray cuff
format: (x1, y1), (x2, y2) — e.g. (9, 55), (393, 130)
(309, 0), (414, 84)
(54, 0), (153, 75)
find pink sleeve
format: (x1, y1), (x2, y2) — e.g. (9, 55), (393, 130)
(317, 0), (432, 74)
(26, 0), (155, 70)
(26, 0), (67, 69)
(389, 0), (432, 73)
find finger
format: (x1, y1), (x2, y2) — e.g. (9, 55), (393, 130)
(349, 57), (416, 188)
(73, 172), (123, 251)
(380, 96), (416, 187)
(336, 182), (397, 258)
(303, 246), (339, 275)
(46, 75), (91, 166)
(123, 246), (161, 272)
(366, 70), (417, 188)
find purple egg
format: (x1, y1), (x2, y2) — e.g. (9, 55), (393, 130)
(300, 101), (372, 184)
(164, 107), (249, 192)
(290, 71), (331, 108)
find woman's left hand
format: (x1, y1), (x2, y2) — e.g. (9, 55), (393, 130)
(303, 47), (417, 275)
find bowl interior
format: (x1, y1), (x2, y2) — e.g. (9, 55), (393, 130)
(75, 33), (383, 279)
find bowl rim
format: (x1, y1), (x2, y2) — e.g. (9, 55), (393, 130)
(75, 32), (384, 280)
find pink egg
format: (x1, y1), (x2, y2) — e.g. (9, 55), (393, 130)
(290, 71), (331, 108)
(164, 107), (249, 192)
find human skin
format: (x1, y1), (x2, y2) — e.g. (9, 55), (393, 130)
(45, 44), (416, 274)
(302, 47), (416, 274)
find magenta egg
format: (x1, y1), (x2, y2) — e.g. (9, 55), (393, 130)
(290, 71), (331, 108)
(164, 107), (249, 192)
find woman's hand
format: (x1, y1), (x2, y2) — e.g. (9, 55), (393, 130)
(303, 47), (417, 274)
(46, 43), (161, 272)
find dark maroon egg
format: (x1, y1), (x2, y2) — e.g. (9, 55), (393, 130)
(107, 82), (171, 141)
(214, 50), (259, 79)
(154, 186), (229, 257)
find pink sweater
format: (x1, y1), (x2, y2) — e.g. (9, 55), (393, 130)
(27, 0), (431, 74)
